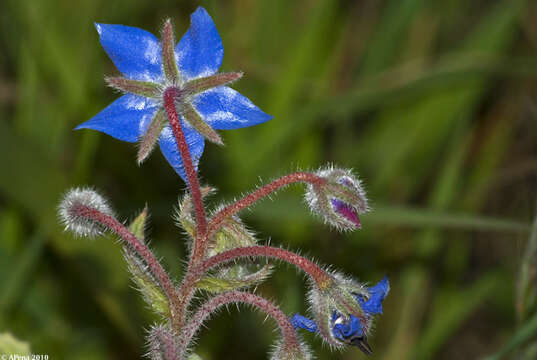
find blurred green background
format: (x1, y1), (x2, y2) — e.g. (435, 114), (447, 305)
(1, 0), (537, 359)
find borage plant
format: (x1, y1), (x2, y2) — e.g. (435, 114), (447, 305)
(58, 7), (389, 360)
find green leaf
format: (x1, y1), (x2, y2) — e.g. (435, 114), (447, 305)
(128, 206), (149, 242)
(124, 208), (169, 317)
(124, 250), (169, 317)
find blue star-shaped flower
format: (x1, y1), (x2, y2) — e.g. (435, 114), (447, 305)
(76, 7), (272, 181)
(290, 276), (389, 355)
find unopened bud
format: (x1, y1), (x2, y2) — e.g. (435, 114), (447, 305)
(305, 167), (368, 231)
(58, 188), (114, 238)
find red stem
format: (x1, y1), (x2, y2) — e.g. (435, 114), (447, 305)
(174, 244), (334, 331)
(179, 291), (302, 356)
(164, 87), (210, 331)
(71, 204), (181, 329)
(163, 87), (208, 252)
(202, 245), (333, 288)
(208, 172), (325, 237)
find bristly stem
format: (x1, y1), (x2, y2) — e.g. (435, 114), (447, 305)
(208, 172), (326, 238)
(202, 245), (334, 289)
(178, 291), (302, 357)
(164, 87), (210, 332)
(174, 244), (334, 335)
(163, 87), (208, 252)
(69, 203), (182, 329)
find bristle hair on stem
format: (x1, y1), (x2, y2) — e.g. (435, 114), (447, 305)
(146, 324), (180, 360)
(58, 187), (114, 238)
(270, 337), (314, 360)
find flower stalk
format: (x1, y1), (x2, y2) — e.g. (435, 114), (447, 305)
(201, 245), (333, 289)
(163, 87), (208, 255)
(66, 202), (182, 330)
(178, 291), (306, 359)
(208, 172), (326, 238)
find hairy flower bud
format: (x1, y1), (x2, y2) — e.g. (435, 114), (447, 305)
(58, 188), (114, 238)
(292, 273), (389, 355)
(271, 338), (313, 360)
(305, 167), (368, 231)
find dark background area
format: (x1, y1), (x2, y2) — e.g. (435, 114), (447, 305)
(1, 0), (537, 359)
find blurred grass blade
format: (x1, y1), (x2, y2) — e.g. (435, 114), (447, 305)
(0, 230), (45, 320)
(360, 0), (424, 75)
(366, 206), (530, 233)
(516, 206), (537, 321)
(413, 272), (502, 360)
(251, 198), (530, 233)
(381, 268), (429, 360)
(482, 311), (537, 360)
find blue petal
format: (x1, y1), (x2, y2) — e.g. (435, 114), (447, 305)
(95, 23), (163, 81)
(176, 7), (223, 81)
(158, 122), (205, 182)
(76, 94), (158, 142)
(290, 314), (318, 333)
(332, 315), (363, 340)
(193, 87), (272, 130)
(358, 276), (390, 315)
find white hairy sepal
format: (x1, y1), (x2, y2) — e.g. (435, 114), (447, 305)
(304, 166), (368, 231)
(270, 337), (314, 360)
(58, 187), (114, 238)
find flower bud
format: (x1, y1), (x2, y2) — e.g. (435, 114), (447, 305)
(58, 188), (114, 238)
(291, 274), (389, 355)
(305, 167), (368, 231)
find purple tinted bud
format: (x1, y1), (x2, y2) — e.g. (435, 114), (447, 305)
(305, 166), (368, 231)
(330, 199), (361, 228)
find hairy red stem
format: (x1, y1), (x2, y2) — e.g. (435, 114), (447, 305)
(179, 291), (302, 356)
(208, 172), (325, 238)
(174, 244), (334, 332)
(202, 245), (333, 288)
(164, 87), (211, 331)
(163, 87), (208, 249)
(71, 204), (181, 329)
